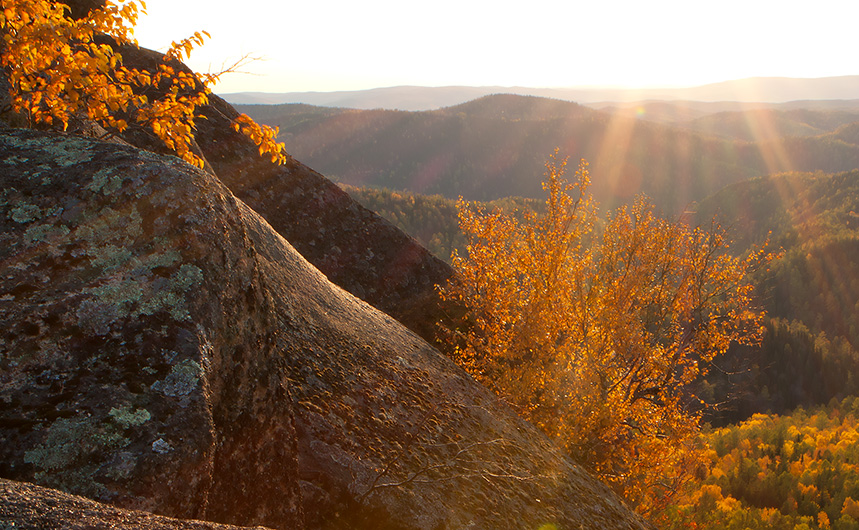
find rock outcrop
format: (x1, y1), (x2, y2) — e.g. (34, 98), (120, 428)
(0, 130), (303, 529)
(0, 129), (652, 529)
(0, 478), (274, 530)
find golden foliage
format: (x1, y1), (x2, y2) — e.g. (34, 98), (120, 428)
(0, 0), (286, 167)
(661, 399), (859, 530)
(440, 151), (769, 514)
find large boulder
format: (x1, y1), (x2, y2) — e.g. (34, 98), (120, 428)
(242, 199), (651, 530)
(0, 130), (303, 529)
(0, 478), (274, 530)
(0, 130), (651, 529)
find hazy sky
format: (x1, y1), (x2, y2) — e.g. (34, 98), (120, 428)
(132, 0), (858, 94)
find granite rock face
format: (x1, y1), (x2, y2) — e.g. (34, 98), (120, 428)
(0, 130), (303, 529)
(242, 195), (652, 530)
(0, 478), (274, 530)
(0, 130), (652, 529)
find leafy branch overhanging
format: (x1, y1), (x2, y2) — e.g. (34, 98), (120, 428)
(0, 0), (286, 168)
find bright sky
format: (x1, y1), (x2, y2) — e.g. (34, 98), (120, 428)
(133, 0), (859, 95)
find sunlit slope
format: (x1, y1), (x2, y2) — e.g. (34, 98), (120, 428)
(238, 95), (859, 213)
(664, 399), (859, 530)
(695, 170), (859, 252)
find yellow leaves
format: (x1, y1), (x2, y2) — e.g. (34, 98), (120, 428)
(664, 399), (859, 529)
(784, 439), (795, 458)
(231, 113), (287, 165)
(843, 497), (859, 519)
(441, 151), (770, 515)
(789, 459), (804, 477)
(1, 0), (286, 170)
(165, 31), (209, 61)
(3, 0), (140, 130)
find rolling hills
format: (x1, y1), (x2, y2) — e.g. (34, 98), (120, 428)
(236, 90), (859, 426)
(237, 94), (859, 214)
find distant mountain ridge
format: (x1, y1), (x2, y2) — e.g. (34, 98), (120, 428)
(222, 76), (859, 111)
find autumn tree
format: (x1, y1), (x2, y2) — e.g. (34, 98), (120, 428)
(440, 152), (770, 514)
(0, 0), (285, 168)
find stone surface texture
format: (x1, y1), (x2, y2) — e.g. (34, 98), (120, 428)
(113, 44), (454, 347)
(0, 130), (303, 529)
(0, 478), (274, 530)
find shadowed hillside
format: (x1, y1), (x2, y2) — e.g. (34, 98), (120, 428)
(339, 184), (543, 261)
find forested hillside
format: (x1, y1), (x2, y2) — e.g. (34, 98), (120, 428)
(238, 95), (859, 213)
(696, 169), (859, 340)
(345, 165), (859, 528)
(664, 399), (859, 530)
(678, 108), (859, 142)
(596, 100), (859, 128)
(683, 170), (859, 425)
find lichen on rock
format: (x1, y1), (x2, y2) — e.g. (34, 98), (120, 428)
(0, 124), (651, 530)
(9, 201), (44, 223)
(109, 406), (152, 429)
(0, 129), (303, 529)
(151, 359), (202, 398)
(23, 415), (129, 498)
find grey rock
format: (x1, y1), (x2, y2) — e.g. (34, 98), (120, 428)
(0, 130), (303, 529)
